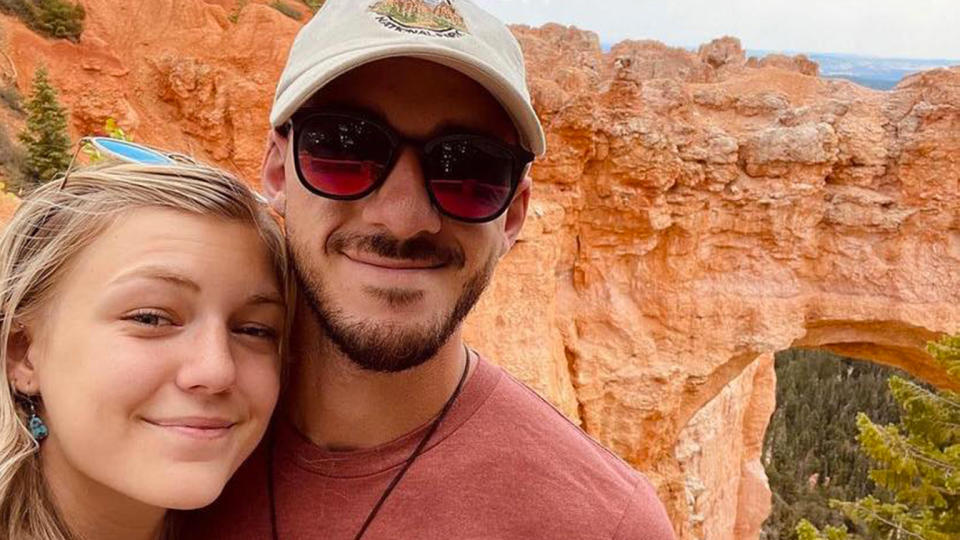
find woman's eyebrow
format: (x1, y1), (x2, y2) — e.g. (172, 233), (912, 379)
(109, 268), (284, 306)
(246, 293), (284, 307)
(108, 266), (200, 292)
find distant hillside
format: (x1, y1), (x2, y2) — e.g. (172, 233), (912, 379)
(600, 41), (959, 90)
(748, 50), (960, 90)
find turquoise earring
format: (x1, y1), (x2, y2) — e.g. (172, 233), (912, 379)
(26, 398), (48, 441)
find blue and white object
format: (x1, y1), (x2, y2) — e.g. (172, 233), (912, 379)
(87, 138), (176, 165)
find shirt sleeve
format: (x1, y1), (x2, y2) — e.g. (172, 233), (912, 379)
(612, 476), (677, 540)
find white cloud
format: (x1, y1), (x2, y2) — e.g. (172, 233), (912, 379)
(474, 0), (960, 59)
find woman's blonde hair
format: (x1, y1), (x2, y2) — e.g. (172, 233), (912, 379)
(0, 162), (290, 539)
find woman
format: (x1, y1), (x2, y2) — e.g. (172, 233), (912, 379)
(0, 161), (289, 539)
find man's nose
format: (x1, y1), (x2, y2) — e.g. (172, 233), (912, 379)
(361, 147), (443, 240)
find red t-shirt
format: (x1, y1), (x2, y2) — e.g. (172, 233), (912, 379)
(183, 357), (675, 539)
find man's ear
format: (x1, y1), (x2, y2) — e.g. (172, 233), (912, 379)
(6, 324), (38, 396)
(261, 129), (289, 216)
(501, 175), (531, 257)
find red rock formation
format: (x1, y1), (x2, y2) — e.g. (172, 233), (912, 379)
(4, 3), (960, 538)
(495, 27), (960, 538)
(746, 53), (819, 77)
(698, 36), (746, 70)
(5, 0), (299, 177)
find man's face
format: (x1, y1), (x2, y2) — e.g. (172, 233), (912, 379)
(267, 58), (529, 372)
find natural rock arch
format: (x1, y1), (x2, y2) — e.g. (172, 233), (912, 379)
(464, 28), (960, 540)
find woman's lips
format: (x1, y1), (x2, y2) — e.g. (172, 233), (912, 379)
(143, 417), (236, 440)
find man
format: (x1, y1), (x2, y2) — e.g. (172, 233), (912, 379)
(186, 1), (675, 538)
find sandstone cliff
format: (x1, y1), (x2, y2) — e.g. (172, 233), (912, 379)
(5, 3), (960, 538)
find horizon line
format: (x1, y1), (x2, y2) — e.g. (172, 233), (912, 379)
(594, 38), (960, 63)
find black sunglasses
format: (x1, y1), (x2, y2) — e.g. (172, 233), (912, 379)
(287, 109), (534, 223)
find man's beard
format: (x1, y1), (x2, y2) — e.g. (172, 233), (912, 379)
(291, 232), (497, 373)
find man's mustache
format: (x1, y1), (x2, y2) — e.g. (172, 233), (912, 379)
(328, 232), (466, 269)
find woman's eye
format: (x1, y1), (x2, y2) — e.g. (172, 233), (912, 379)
(237, 325), (278, 340)
(125, 310), (173, 327)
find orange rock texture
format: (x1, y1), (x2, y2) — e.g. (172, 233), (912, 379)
(5, 2), (960, 538)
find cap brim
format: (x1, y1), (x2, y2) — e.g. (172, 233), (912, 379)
(271, 44), (546, 157)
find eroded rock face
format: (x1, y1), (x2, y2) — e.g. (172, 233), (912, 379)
(5, 0), (298, 176)
(5, 4), (960, 538)
(746, 54), (819, 77)
(674, 353), (775, 540)
(491, 27), (960, 539)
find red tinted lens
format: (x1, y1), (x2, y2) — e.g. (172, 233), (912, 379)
(297, 154), (382, 196)
(426, 139), (514, 220)
(296, 115), (392, 197)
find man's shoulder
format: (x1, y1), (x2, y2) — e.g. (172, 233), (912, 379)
(477, 358), (636, 476)
(460, 358), (674, 538)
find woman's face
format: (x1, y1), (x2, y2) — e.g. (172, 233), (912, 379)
(16, 208), (283, 510)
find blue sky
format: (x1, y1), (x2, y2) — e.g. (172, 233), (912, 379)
(473, 0), (960, 60)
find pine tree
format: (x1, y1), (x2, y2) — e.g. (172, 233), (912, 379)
(18, 65), (71, 190)
(798, 334), (960, 540)
(762, 350), (904, 539)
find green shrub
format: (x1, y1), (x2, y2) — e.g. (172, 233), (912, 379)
(0, 0), (85, 41)
(228, 0), (247, 24)
(302, 0), (324, 12)
(0, 0), (30, 20)
(35, 0), (85, 40)
(0, 123), (26, 194)
(270, 1), (301, 20)
(0, 85), (23, 113)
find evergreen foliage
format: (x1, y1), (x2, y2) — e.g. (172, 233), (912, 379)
(0, 84), (23, 113)
(796, 518), (848, 540)
(798, 334), (960, 539)
(270, 1), (301, 20)
(0, 0), (85, 41)
(18, 66), (70, 190)
(302, 0), (324, 12)
(0, 123), (26, 193)
(762, 349), (905, 539)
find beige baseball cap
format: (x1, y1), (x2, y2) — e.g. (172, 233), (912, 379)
(270, 0), (546, 156)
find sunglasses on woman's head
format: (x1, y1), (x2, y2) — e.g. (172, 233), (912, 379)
(288, 110), (535, 223)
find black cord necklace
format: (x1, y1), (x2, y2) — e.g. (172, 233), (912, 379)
(267, 345), (472, 540)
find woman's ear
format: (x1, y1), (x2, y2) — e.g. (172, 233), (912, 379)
(6, 324), (38, 395)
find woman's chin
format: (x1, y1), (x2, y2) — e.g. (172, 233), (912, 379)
(131, 468), (231, 511)
(145, 486), (225, 511)
(164, 493), (222, 511)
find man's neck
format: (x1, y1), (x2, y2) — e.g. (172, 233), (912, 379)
(286, 302), (474, 451)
